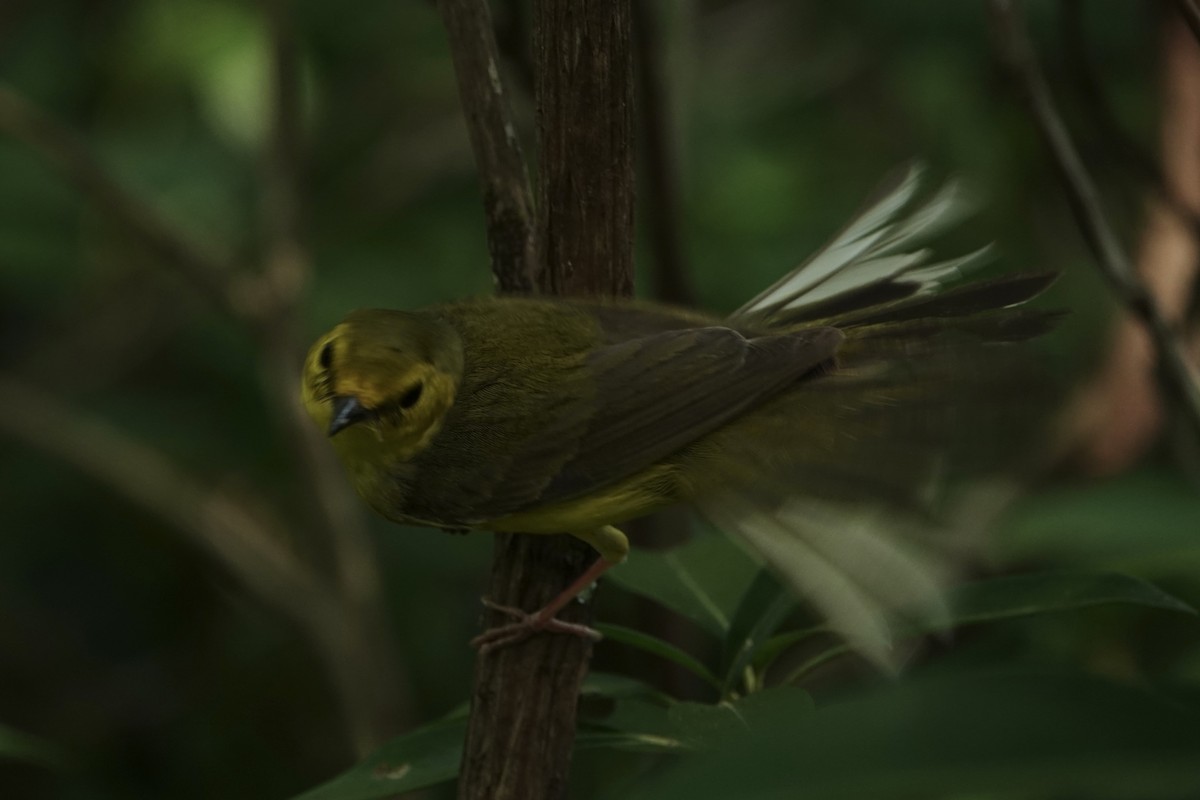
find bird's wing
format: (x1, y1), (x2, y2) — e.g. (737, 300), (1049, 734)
(537, 324), (844, 503)
(449, 323), (843, 520)
(700, 494), (962, 671)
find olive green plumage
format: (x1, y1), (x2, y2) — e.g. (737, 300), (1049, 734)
(300, 168), (1062, 664)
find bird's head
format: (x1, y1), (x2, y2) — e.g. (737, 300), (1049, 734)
(301, 309), (464, 462)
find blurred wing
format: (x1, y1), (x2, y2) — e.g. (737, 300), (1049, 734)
(698, 272), (1062, 669)
(417, 320), (845, 524)
(535, 324), (844, 503)
(690, 324), (1043, 668)
(700, 495), (952, 670)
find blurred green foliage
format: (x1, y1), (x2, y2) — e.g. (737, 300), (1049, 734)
(1, 1), (1198, 799)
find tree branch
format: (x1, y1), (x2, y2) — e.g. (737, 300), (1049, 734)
(436, 0), (539, 293)
(441, 0), (635, 797)
(261, 0), (378, 624)
(258, 0), (408, 753)
(534, 0), (635, 299)
(988, 0), (1200, 439)
(0, 374), (337, 648)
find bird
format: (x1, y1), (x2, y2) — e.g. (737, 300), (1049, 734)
(300, 167), (1060, 665)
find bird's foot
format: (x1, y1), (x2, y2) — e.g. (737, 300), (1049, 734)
(470, 597), (603, 654)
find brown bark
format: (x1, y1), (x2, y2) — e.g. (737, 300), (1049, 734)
(437, 0), (539, 294)
(533, 0), (635, 300)
(449, 1), (635, 799)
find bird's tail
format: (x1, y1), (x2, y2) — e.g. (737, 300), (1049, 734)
(699, 167), (1063, 669)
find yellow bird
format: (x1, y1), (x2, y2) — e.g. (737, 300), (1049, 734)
(300, 170), (1059, 663)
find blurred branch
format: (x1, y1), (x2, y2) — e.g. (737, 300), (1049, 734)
(0, 85), (245, 319)
(259, 0), (407, 753)
(634, 1), (695, 306)
(1059, 0), (1200, 239)
(989, 0), (1200, 442)
(261, 0), (378, 621)
(1175, 0), (1200, 42)
(263, 0), (304, 262)
(2, 12), (410, 754)
(0, 372), (413, 758)
(1066, 10), (1200, 474)
(22, 273), (191, 391)
(436, 0), (538, 292)
(0, 374), (337, 643)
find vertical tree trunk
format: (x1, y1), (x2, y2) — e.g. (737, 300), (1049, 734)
(454, 1), (634, 799)
(534, 0), (635, 299)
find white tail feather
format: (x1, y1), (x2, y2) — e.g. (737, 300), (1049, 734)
(733, 166), (986, 322)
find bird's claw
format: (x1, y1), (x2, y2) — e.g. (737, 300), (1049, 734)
(470, 597), (603, 654)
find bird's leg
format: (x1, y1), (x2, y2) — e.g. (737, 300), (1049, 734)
(470, 525), (629, 653)
(471, 557), (613, 652)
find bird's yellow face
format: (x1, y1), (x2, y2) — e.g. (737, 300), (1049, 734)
(300, 309), (464, 465)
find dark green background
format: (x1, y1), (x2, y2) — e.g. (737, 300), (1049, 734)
(2, 1), (1197, 798)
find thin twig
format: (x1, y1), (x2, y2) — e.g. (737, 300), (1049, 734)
(436, 0), (538, 293)
(989, 0), (1200, 435)
(633, 1), (696, 305)
(259, 0), (407, 753)
(1059, 0), (1200, 239)
(0, 85), (244, 318)
(1, 7), (409, 757)
(261, 0), (379, 618)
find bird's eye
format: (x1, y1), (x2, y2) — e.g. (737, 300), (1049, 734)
(318, 341), (334, 371)
(398, 382), (424, 410)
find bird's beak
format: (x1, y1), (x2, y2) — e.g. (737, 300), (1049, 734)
(328, 395), (369, 436)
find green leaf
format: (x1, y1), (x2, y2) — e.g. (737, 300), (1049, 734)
(595, 623), (723, 690)
(581, 692), (680, 746)
(608, 531), (760, 638)
(753, 627), (824, 674)
(294, 572), (1192, 800)
(290, 719), (465, 800)
(581, 671), (676, 703)
(296, 675), (682, 800)
(580, 683), (812, 757)
(576, 729), (690, 754)
(941, 571), (1195, 629)
(667, 687), (813, 750)
(131, 0), (271, 149)
(998, 469), (1200, 572)
(620, 671), (1200, 800)
(719, 568), (796, 694)
(0, 723), (66, 769)
(767, 572), (1193, 682)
